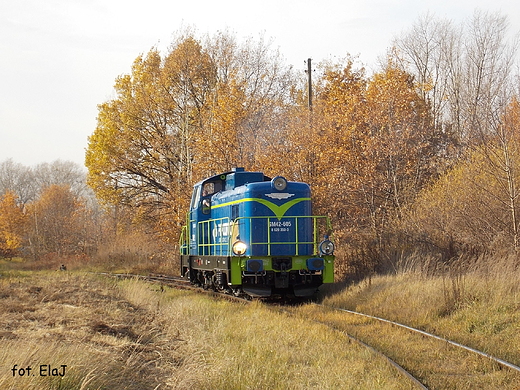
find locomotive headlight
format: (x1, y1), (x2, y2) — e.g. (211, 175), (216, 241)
(272, 176), (287, 191)
(319, 239), (335, 255)
(232, 240), (247, 256)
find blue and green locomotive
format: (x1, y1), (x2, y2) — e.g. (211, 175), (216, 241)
(180, 168), (335, 298)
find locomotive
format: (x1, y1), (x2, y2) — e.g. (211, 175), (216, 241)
(180, 168), (334, 298)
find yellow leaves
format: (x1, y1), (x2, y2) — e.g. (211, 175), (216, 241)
(27, 185), (87, 256)
(85, 32), (443, 259)
(0, 190), (27, 257)
(86, 31), (297, 242)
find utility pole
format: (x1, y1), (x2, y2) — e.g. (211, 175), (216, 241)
(306, 58), (313, 111)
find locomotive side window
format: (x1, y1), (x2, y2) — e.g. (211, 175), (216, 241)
(202, 182), (214, 196)
(201, 181), (222, 215)
(202, 181), (222, 197)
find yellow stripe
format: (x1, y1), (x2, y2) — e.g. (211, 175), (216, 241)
(212, 197), (310, 220)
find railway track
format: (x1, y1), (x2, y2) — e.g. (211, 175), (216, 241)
(319, 304), (520, 373)
(268, 305), (428, 389)
(98, 272), (520, 388)
(296, 303), (520, 389)
(97, 272), (250, 304)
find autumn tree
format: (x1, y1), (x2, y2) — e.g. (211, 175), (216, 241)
(87, 45), (203, 237)
(86, 30), (295, 242)
(256, 56), (441, 276)
(0, 190), (27, 259)
(307, 59), (437, 235)
(305, 59), (369, 217)
(497, 98), (520, 249)
(405, 96), (520, 258)
(200, 32), (295, 176)
(389, 11), (520, 267)
(27, 185), (88, 258)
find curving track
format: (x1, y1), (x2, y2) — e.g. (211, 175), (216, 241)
(318, 304), (520, 373)
(270, 305), (428, 389)
(305, 303), (520, 389)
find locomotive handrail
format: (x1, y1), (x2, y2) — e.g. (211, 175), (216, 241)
(179, 225), (189, 255)
(198, 216), (231, 256)
(189, 215), (331, 257)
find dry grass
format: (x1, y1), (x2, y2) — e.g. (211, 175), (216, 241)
(293, 303), (520, 389)
(0, 271), (186, 389)
(119, 279), (411, 389)
(0, 268), (413, 389)
(322, 254), (520, 388)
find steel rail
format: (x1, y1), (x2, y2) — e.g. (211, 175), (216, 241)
(316, 304), (520, 373)
(96, 272), (249, 303)
(275, 307), (428, 390)
(343, 330), (429, 390)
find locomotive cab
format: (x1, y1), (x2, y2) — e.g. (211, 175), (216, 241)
(180, 168), (334, 298)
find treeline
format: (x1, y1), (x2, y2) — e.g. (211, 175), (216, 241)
(4, 12), (520, 278)
(0, 159), (169, 269)
(0, 159), (102, 261)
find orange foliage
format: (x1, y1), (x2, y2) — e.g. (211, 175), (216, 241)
(27, 185), (88, 257)
(0, 190), (27, 258)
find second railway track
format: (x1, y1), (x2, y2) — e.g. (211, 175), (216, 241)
(291, 303), (520, 389)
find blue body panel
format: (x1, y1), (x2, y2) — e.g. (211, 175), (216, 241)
(186, 169), (314, 257)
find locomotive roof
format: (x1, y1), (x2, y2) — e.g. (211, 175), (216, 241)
(195, 167), (271, 186)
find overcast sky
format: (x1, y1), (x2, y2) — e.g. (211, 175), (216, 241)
(1, 0), (519, 168)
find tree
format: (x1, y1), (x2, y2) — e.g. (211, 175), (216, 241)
(393, 11), (518, 145)
(406, 97), (520, 257)
(86, 43), (208, 232)
(191, 31), (295, 177)
(86, 31), (296, 242)
(498, 98), (520, 249)
(469, 97), (520, 250)
(27, 185), (87, 258)
(0, 191), (27, 259)
(0, 159), (90, 205)
(0, 159), (36, 204)
(33, 160), (90, 198)
(392, 13), (459, 131)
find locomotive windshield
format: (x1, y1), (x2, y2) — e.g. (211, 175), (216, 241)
(190, 185), (201, 210)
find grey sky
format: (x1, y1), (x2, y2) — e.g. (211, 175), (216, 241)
(1, 0), (519, 168)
